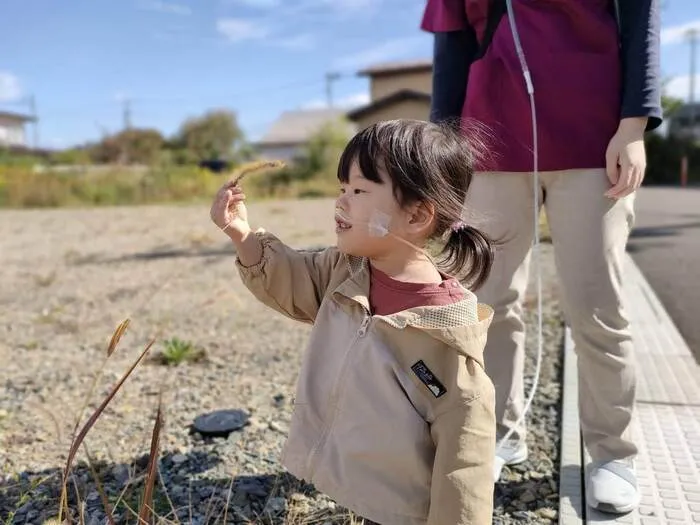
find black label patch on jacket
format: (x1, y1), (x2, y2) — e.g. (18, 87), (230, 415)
(411, 360), (447, 398)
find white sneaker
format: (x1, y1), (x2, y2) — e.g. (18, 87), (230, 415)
(586, 460), (640, 514)
(493, 439), (528, 481)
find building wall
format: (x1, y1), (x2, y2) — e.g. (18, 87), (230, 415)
(0, 117), (27, 147)
(255, 143), (303, 163)
(370, 70), (432, 101)
(353, 99), (431, 131)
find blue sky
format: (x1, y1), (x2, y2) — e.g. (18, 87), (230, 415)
(0, 0), (698, 150)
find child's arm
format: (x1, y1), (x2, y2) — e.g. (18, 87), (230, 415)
(427, 363), (496, 525)
(211, 181), (342, 323)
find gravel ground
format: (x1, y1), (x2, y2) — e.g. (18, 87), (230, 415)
(0, 199), (563, 524)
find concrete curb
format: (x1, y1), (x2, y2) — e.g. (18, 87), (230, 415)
(559, 253), (700, 525)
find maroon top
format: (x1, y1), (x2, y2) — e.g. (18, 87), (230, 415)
(369, 266), (464, 316)
(422, 0), (622, 172)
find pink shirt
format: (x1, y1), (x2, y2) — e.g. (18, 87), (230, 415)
(422, 0), (622, 172)
(370, 266), (464, 316)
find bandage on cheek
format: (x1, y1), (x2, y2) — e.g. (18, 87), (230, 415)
(368, 209), (391, 237)
(335, 209), (390, 237)
(335, 208), (431, 257)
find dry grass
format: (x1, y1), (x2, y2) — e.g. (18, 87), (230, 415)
(0, 159), (337, 209)
(3, 191), (362, 525)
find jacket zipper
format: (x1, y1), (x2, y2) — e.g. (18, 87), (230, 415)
(305, 311), (371, 478)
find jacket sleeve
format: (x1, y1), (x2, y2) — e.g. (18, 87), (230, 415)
(235, 231), (343, 324)
(421, 0), (479, 124)
(427, 364), (496, 525)
(616, 0), (663, 131)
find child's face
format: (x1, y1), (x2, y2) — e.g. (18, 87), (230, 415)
(335, 164), (405, 258)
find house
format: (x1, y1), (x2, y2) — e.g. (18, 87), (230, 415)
(667, 103), (700, 140)
(0, 110), (34, 148)
(346, 59), (433, 130)
(255, 108), (357, 163)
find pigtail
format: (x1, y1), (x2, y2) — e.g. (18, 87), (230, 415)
(438, 224), (494, 291)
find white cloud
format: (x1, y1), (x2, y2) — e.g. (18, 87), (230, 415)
(273, 33), (315, 50)
(217, 17), (269, 42)
(339, 92), (370, 107)
(303, 91), (370, 109)
(664, 74), (700, 101)
(661, 20), (700, 46)
(333, 36), (426, 70)
(0, 72), (22, 102)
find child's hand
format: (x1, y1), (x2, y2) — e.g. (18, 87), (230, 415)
(210, 181), (250, 243)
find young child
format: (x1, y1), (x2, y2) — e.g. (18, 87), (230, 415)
(210, 119), (496, 525)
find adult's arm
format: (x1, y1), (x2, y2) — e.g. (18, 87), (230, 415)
(617, 0), (663, 131)
(421, 1), (480, 124)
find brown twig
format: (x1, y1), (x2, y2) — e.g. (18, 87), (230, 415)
(108, 319), (131, 357)
(59, 339), (156, 523)
(138, 396), (164, 525)
(230, 160), (285, 186)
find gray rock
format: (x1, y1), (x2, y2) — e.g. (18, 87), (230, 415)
(171, 453), (188, 464)
(111, 464), (130, 485)
(264, 496), (287, 515)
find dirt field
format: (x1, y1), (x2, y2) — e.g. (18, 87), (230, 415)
(0, 199), (563, 524)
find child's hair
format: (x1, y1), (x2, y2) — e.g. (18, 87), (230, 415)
(337, 119), (494, 290)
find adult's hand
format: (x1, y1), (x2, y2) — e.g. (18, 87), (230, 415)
(604, 117), (648, 199)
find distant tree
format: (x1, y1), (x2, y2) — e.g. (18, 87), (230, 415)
(91, 128), (164, 165)
(51, 147), (92, 165)
(296, 118), (353, 180)
(662, 95), (683, 119)
(176, 109), (244, 162)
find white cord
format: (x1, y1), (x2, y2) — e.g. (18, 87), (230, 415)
(495, 0), (543, 454)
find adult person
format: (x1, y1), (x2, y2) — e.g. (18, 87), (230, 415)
(421, 0), (661, 514)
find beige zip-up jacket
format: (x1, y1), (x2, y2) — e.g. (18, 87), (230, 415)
(236, 231), (496, 525)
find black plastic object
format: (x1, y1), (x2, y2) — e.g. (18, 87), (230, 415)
(192, 409), (250, 437)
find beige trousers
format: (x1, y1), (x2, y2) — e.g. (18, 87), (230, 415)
(466, 169), (637, 462)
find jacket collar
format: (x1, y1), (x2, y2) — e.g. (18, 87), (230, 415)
(331, 255), (493, 366)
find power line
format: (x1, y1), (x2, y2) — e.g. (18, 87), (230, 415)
(28, 94), (39, 148)
(123, 98), (132, 130)
(325, 72), (341, 107)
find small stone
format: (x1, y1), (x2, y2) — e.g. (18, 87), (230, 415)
(519, 489), (536, 503)
(264, 496), (287, 514)
(171, 453), (188, 464)
(537, 507), (557, 520)
(528, 471), (545, 480)
(247, 417), (263, 429)
(112, 465), (129, 485)
(269, 421), (287, 433)
(273, 393), (286, 407)
(512, 510), (531, 520)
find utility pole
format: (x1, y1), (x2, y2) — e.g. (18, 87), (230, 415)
(122, 98), (132, 130)
(28, 94), (39, 149)
(688, 28), (698, 130)
(325, 72), (341, 108)
(682, 28), (699, 187)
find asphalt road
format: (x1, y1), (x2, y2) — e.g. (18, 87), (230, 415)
(627, 186), (700, 362)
